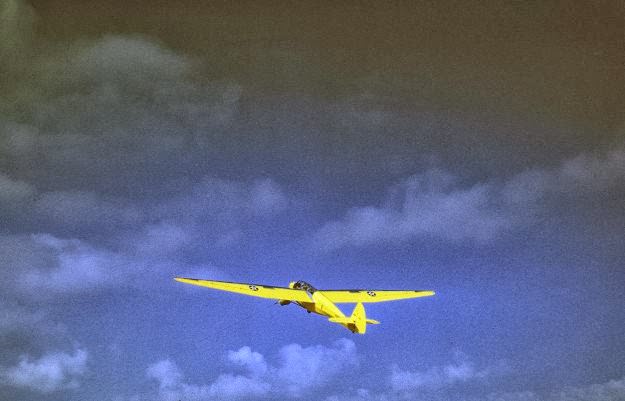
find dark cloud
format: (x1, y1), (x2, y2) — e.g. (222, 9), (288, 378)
(26, 1), (625, 131)
(0, 0), (35, 69)
(1, 34), (240, 197)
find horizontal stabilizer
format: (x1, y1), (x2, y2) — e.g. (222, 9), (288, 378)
(328, 317), (379, 325)
(328, 317), (352, 324)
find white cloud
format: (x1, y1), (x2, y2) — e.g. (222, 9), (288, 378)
(313, 168), (515, 250)
(325, 388), (392, 401)
(227, 346), (268, 377)
(483, 376), (625, 401)
(157, 177), (289, 222)
(146, 339), (358, 400)
(313, 148), (625, 251)
(0, 233), (130, 297)
(390, 351), (506, 392)
(327, 369), (625, 401)
(551, 377), (625, 401)
(150, 176), (290, 249)
(0, 179), (289, 296)
(0, 173), (142, 230)
(133, 222), (190, 258)
(486, 391), (541, 401)
(0, 348), (87, 393)
(276, 338), (359, 396)
(0, 300), (46, 335)
(0, 172), (286, 253)
(146, 360), (183, 391)
(146, 358), (269, 401)
(23, 234), (127, 294)
(251, 178), (288, 216)
(207, 373), (271, 399)
(502, 147), (625, 204)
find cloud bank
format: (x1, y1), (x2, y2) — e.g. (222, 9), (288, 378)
(313, 148), (625, 251)
(390, 351), (505, 391)
(145, 338), (358, 400)
(327, 375), (625, 401)
(0, 348), (87, 393)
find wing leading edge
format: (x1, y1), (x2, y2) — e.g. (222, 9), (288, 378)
(174, 278), (311, 302)
(317, 289), (435, 303)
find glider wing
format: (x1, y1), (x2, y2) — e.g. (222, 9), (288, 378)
(174, 278), (311, 302)
(317, 289), (435, 303)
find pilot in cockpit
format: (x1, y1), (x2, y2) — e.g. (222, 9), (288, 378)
(292, 280), (317, 294)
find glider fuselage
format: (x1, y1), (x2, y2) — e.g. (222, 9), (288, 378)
(287, 281), (368, 333)
(296, 293), (346, 318)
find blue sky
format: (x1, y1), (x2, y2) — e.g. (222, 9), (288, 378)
(1, 1), (624, 400)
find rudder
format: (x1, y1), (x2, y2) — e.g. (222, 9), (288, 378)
(350, 302), (367, 334)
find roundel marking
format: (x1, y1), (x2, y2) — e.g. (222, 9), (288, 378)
(367, 291), (376, 297)
(249, 285), (259, 291)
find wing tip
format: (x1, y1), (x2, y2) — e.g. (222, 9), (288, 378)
(174, 277), (196, 283)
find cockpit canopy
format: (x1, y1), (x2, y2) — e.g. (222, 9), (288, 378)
(291, 280), (317, 294)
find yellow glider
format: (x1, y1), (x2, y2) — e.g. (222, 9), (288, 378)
(174, 278), (434, 334)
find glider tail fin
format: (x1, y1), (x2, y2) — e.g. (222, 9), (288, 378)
(328, 302), (379, 334)
(351, 302), (367, 334)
